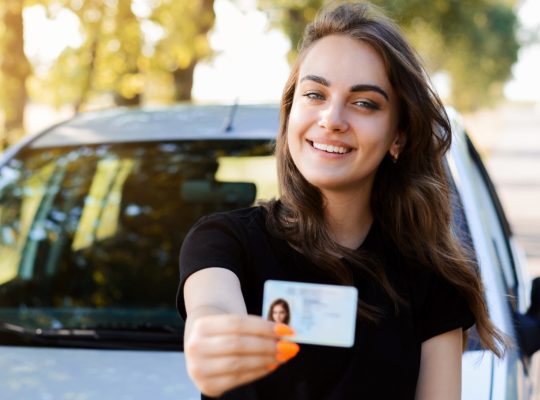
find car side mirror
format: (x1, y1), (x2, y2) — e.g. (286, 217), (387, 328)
(515, 277), (540, 357)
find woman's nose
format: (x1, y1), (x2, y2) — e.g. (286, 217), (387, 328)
(318, 103), (349, 133)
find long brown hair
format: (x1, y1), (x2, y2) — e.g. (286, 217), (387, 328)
(262, 2), (505, 356)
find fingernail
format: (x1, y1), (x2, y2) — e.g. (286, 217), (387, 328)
(276, 341), (300, 359)
(274, 323), (295, 337)
(276, 340), (300, 354)
(276, 352), (296, 362)
(267, 363), (279, 371)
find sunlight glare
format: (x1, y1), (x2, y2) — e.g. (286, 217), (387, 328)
(23, 5), (82, 73)
(192, 0), (290, 104)
(504, 0), (540, 102)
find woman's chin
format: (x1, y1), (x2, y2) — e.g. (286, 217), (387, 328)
(305, 177), (354, 193)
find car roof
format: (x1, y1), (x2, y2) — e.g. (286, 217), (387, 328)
(17, 104), (468, 158)
(29, 104), (281, 149)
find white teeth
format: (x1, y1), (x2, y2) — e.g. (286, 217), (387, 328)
(312, 142), (350, 154)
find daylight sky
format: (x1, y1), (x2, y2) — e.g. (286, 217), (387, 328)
(23, 0), (540, 104)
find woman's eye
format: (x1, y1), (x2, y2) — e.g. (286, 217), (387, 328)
(354, 100), (380, 110)
(303, 92), (324, 101)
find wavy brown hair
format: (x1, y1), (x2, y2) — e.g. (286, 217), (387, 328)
(262, 2), (505, 356)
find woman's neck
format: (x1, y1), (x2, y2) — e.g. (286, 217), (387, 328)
(322, 188), (373, 250)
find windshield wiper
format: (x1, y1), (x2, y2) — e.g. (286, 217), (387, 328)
(82, 322), (181, 334)
(0, 321), (183, 350)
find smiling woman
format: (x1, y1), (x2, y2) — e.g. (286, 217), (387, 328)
(178, 3), (505, 400)
(287, 35), (402, 198)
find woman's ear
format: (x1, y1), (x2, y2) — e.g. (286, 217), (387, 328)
(390, 131), (406, 158)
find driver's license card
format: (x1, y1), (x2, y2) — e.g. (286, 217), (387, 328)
(262, 280), (358, 347)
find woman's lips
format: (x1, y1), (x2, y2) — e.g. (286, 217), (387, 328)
(307, 139), (354, 154)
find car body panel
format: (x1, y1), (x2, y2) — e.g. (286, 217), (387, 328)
(448, 108), (535, 399)
(0, 346), (199, 399)
(30, 105), (280, 148)
(462, 351), (494, 400)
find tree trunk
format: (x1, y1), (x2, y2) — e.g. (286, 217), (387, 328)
(0, 0), (31, 150)
(171, 0), (214, 102)
(73, 39), (97, 114)
(172, 61), (196, 102)
(112, 0), (142, 107)
(114, 92), (141, 107)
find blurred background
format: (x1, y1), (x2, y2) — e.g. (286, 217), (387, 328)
(0, 0), (538, 272)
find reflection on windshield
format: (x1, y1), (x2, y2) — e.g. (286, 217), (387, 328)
(0, 140), (277, 335)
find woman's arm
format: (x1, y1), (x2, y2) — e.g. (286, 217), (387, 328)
(415, 328), (463, 400)
(184, 267), (248, 332)
(183, 267), (298, 397)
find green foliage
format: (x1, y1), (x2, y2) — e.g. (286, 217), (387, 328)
(36, 0), (215, 108)
(95, 0), (144, 106)
(149, 0), (215, 101)
(37, 0), (144, 111)
(0, 0), (521, 140)
(257, 0), (520, 111)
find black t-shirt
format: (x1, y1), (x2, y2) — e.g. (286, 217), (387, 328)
(177, 207), (475, 400)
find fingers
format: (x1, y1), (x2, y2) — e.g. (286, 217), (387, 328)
(188, 334), (300, 364)
(193, 314), (281, 338)
(185, 314), (299, 397)
(195, 334), (277, 357)
(192, 354), (278, 378)
(198, 366), (274, 398)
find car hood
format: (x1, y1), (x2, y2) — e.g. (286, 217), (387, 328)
(0, 346), (493, 399)
(0, 346), (199, 399)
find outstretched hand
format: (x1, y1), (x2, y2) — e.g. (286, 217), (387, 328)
(185, 314), (298, 397)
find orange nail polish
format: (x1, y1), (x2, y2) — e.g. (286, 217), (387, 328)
(276, 340), (300, 355)
(274, 323), (295, 337)
(276, 352), (295, 362)
(267, 363), (279, 371)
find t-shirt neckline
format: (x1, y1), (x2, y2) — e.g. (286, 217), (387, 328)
(355, 219), (378, 251)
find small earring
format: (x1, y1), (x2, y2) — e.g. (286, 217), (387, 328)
(390, 152), (399, 164)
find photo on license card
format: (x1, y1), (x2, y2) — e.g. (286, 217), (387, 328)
(262, 280), (358, 347)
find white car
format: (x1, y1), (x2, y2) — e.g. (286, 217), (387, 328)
(0, 105), (538, 399)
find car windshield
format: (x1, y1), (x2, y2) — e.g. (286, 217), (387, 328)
(0, 140), (277, 346)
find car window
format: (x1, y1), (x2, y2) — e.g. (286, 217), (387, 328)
(0, 140), (277, 340)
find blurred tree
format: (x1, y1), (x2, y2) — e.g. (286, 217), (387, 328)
(0, 0), (32, 149)
(256, 0), (322, 63)
(40, 0), (143, 112)
(257, 0), (519, 111)
(149, 0), (215, 101)
(95, 0), (143, 106)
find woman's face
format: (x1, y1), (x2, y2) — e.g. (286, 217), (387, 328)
(287, 34), (402, 194)
(272, 304), (288, 323)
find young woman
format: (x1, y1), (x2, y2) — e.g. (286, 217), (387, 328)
(177, 2), (504, 399)
(266, 299), (290, 324)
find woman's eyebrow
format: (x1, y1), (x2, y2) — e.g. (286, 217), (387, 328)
(300, 74), (389, 101)
(300, 74), (330, 86)
(350, 84), (389, 101)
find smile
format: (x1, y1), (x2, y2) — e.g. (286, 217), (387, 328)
(308, 140), (353, 154)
